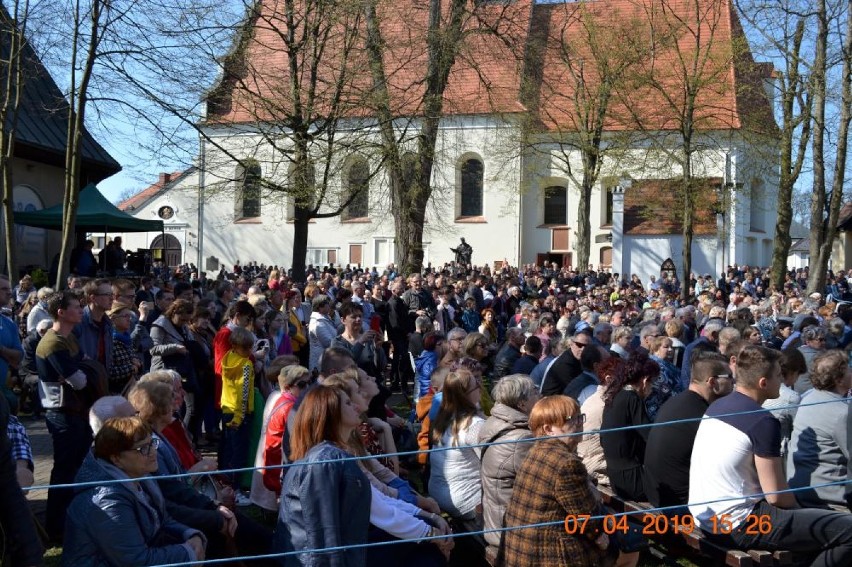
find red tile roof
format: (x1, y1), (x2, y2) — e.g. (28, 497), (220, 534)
(118, 171), (185, 212)
(206, 0), (532, 123)
(206, 0), (775, 136)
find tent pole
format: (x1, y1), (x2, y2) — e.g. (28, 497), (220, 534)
(103, 227), (108, 274)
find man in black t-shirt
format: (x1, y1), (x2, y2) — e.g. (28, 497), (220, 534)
(644, 352), (733, 512)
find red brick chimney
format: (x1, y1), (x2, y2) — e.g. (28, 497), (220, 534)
(159, 172), (172, 186)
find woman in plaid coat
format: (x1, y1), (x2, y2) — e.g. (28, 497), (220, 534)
(498, 396), (612, 567)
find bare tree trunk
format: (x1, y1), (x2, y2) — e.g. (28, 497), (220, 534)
(769, 18), (811, 291)
(806, 0), (828, 295)
(364, 0), (466, 274)
(291, 213), (309, 280)
(363, 0), (406, 269)
(57, 0), (104, 288)
(681, 181), (695, 300)
(810, 0), (851, 292)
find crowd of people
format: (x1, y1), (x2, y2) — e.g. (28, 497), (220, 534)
(2, 258), (852, 566)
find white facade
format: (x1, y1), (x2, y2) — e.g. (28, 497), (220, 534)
(116, 118), (779, 280)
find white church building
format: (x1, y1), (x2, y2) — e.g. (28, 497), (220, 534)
(117, 0), (779, 281)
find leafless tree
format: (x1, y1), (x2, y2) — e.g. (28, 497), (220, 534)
(806, 0), (851, 293)
(0, 0), (30, 278)
(736, 0), (815, 291)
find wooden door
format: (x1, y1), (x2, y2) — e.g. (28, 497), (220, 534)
(349, 244), (362, 266)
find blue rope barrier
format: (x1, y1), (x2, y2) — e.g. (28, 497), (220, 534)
(148, 478), (852, 567)
(20, 395), (847, 492)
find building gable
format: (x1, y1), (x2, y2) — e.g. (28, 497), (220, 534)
(0, 5), (121, 182)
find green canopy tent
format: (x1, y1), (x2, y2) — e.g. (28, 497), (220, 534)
(13, 183), (164, 232)
(14, 183), (164, 275)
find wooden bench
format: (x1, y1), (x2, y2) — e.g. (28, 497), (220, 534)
(596, 486), (793, 567)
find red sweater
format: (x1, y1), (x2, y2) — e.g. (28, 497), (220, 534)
(261, 392), (298, 494)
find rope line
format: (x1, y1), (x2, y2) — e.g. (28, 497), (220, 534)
(149, 479), (852, 567)
(20, 395), (847, 492)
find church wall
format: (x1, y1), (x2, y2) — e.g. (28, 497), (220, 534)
(623, 235), (716, 281)
(189, 115), (524, 269)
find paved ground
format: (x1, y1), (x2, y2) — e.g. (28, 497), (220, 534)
(19, 414), (50, 525)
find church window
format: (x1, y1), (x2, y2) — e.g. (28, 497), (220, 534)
(543, 185), (567, 225)
(459, 158), (484, 217)
(343, 158), (369, 220)
(235, 160), (261, 219)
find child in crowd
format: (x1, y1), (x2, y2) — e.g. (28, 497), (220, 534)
(461, 297), (481, 333)
(219, 326), (256, 489)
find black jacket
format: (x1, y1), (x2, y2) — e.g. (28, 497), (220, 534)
(386, 295), (409, 342)
(494, 344), (522, 379)
(540, 350), (582, 396)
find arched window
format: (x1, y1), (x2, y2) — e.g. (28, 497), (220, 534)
(459, 158), (483, 217)
(235, 160), (261, 219)
(543, 185), (567, 225)
(343, 158), (369, 220)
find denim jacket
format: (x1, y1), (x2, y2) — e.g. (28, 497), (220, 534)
(73, 306), (113, 369)
(274, 442), (370, 566)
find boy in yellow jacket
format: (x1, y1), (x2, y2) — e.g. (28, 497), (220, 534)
(219, 326), (256, 488)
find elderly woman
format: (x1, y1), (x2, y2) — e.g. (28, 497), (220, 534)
(795, 325), (829, 394)
(610, 326), (633, 359)
(62, 416), (207, 566)
(462, 331), (489, 363)
(600, 352), (659, 501)
(479, 374), (539, 563)
(129, 378), (273, 560)
(788, 350), (851, 509)
(498, 396), (615, 567)
(429, 368), (485, 533)
(647, 336), (683, 419)
(107, 302), (142, 394)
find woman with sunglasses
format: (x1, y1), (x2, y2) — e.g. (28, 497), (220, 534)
(498, 396), (617, 567)
(63, 416), (207, 566)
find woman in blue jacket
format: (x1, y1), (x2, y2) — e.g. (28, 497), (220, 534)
(274, 385), (371, 566)
(62, 416), (206, 566)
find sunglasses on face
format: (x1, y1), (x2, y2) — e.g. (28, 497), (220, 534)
(567, 413), (586, 426)
(295, 380), (310, 389)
